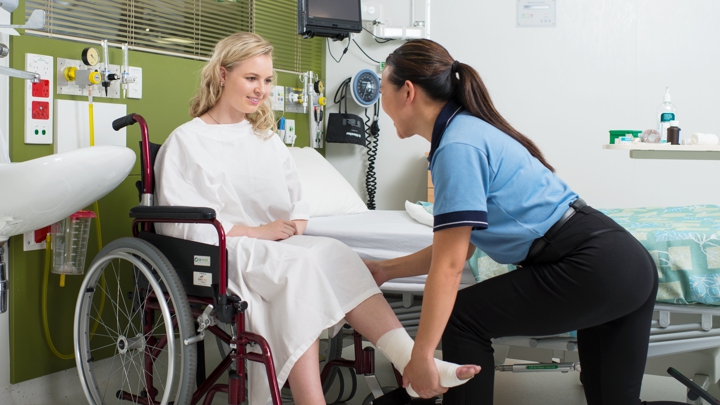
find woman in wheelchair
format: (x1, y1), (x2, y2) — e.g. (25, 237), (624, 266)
(153, 32), (480, 405)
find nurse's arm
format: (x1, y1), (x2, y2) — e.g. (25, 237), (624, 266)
(367, 240), (474, 284)
(402, 226), (472, 395)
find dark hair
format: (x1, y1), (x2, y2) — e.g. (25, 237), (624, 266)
(385, 39), (554, 172)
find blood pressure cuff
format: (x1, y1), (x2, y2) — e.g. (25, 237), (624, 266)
(326, 112), (366, 146)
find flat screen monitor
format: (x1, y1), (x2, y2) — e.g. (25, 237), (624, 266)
(298, 0), (363, 40)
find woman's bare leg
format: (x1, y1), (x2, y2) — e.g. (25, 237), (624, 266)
(287, 339), (326, 405)
(345, 294), (402, 343)
(345, 294), (480, 382)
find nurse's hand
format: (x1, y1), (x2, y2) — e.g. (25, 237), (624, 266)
(403, 354), (447, 398)
(363, 260), (388, 286)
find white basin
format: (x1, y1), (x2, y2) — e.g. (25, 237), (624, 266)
(0, 145), (136, 242)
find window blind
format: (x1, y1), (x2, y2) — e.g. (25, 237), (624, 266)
(25, 0), (252, 58)
(26, 0), (322, 71)
(252, 0), (322, 73)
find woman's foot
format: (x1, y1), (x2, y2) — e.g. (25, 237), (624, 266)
(456, 364), (482, 380)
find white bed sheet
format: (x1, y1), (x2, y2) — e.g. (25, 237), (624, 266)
(305, 210), (476, 292)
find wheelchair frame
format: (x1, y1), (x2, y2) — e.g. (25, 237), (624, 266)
(74, 113), (390, 405)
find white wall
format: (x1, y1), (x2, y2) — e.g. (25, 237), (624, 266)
(325, 0), (720, 210)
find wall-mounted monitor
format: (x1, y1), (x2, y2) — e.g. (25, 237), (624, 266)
(297, 0), (363, 40)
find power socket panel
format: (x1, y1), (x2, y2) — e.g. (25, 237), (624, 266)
(25, 53), (54, 145)
(270, 85), (285, 111)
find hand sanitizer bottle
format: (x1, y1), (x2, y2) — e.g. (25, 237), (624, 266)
(657, 87), (677, 142)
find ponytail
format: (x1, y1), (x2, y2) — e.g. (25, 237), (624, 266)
(386, 40), (554, 172)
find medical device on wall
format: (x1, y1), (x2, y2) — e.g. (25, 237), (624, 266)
(350, 69), (380, 107)
(298, 0), (362, 40)
(328, 72), (382, 209)
(301, 71), (326, 148)
(57, 41), (139, 99)
(361, 0), (430, 40)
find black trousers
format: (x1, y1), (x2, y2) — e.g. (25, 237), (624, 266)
(442, 206), (659, 405)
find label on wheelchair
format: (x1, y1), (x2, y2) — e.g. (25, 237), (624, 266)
(194, 255), (211, 267)
(193, 271), (213, 287)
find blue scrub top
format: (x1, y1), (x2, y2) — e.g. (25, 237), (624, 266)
(428, 102), (578, 264)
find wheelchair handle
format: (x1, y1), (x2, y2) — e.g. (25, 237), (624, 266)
(112, 113), (139, 131)
(113, 114), (153, 198)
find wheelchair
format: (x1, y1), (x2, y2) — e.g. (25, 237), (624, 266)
(73, 113), (394, 405)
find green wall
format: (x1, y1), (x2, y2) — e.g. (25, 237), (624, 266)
(7, 30), (320, 383)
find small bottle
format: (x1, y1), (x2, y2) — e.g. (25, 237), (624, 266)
(657, 87), (677, 142)
(666, 120), (681, 145)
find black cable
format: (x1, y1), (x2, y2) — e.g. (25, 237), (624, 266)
(333, 78), (351, 112)
(362, 26), (394, 43)
(365, 102), (380, 210)
(327, 37), (351, 63)
(352, 38), (383, 64)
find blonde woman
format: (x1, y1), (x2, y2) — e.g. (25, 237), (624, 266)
(154, 32), (479, 405)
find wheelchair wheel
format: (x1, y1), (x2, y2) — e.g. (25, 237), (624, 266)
(74, 237), (197, 405)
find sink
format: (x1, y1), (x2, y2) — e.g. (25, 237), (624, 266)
(0, 145), (136, 242)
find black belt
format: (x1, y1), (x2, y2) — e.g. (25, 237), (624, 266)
(522, 198), (587, 265)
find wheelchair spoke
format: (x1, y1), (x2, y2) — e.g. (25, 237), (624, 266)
(75, 238), (196, 405)
(94, 272), (133, 329)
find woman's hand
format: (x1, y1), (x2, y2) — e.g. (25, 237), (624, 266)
(255, 220), (297, 240)
(229, 220), (297, 241)
(292, 219), (308, 235)
(363, 260), (388, 286)
(402, 353), (446, 398)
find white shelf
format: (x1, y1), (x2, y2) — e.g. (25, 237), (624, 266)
(603, 143), (720, 160)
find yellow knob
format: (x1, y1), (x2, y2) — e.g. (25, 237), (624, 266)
(88, 71), (102, 85)
(318, 97), (327, 106)
(63, 66), (77, 82)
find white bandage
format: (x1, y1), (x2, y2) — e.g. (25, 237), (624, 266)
(375, 328), (468, 397)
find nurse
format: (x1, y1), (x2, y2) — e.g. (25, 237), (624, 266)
(368, 39), (678, 405)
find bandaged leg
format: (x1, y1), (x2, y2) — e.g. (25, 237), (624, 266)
(375, 327), (469, 397)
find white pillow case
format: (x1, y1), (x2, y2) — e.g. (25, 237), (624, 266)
(288, 147), (369, 217)
(404, 200), (433, 227)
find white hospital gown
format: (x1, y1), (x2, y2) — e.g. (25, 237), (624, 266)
(154, 118), (381, 405)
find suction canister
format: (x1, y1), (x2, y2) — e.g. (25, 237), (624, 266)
(51, 210), (96, 275)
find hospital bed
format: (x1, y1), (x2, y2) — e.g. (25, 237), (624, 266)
(291, 147), (720, 402)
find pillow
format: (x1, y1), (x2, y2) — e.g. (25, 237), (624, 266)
(404, 200), (433, 227)
(288, 147), (369, 217)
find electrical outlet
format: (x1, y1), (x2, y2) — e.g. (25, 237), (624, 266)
(31, 101), (49, 120)
(25, 53), (53, 145)
(32, 79), (50, 97)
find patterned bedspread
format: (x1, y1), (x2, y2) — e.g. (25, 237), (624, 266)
(469, 205), (720, 306)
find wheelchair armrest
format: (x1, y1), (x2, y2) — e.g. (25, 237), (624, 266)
(130, 206), (217, 220)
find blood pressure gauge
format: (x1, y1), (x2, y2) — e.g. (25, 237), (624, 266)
(81, 47), (99, 66)
(350, 69), (380, 107)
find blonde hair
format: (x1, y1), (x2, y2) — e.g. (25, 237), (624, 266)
(189, 32), (277, 137)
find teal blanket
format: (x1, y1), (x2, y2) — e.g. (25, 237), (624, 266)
(468, 204), (720, 306)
